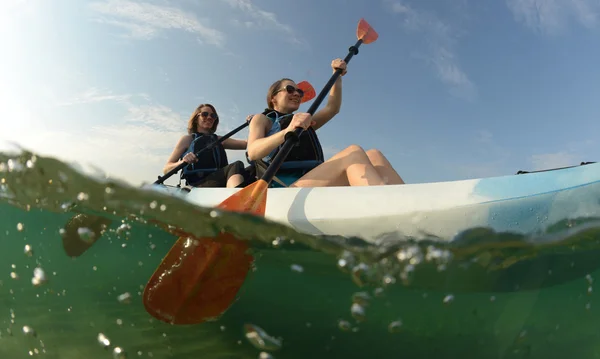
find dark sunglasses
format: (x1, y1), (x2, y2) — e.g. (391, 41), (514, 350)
(276, 84), (304, 98)
(198, 111), (218, 120)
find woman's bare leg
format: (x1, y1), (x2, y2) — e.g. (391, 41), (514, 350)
(290, 145), (386, 188)
(365, 149), (405, 185)
(226, 174), (244, 188)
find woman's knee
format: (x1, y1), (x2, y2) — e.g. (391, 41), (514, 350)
(344, 144), (366, 154)
(365, 148), (386, 162)
(231, 160), (245, 173)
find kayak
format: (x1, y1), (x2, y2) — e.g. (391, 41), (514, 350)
(166, 161), (600, 243)
(143, 161), (600, 295)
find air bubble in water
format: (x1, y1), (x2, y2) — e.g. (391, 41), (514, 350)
(352, 292), (370, 307)
(77, 227), (95, 243)
(113, 347), (127, 358)
(149, 201), (157, 209)
(272, 237), (285, 248)
(77, 192), (89, 201)
(336, 250), (356, 273)
(382, 274), (396, 286)
(16, 223), (24, 231)
(243, 324), (282, 352)
(22, 326), (36, 337)
(97, 333), (111, 348)
(373, 287), (385, 297)
(7, 159), (24, 172)
(159, 204), (166, 211)
(24, 244), (33, 257)
(31, 267), (47, 287)
(350, 303), (366, 322)
(259, 352), (274, 359)
(351, 263), (371, 287)
(290, 264), (303, 273)
(338, 320), (351, 331)
(10, 272), (18, 280)
(443, 294), (454, 305)
(117, 292), (131, 304)
(388, 320), (402, 333)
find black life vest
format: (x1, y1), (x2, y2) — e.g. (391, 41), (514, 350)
(260, 109), (324, 172)
(181, 132), (228, 185)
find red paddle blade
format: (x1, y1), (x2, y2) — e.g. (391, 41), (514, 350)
(143, 233), (253, 325)
(297, 81), (316, 103)
(62, 214), (112, 258)
(218, 180), (268, 216)
(143, 180), (270, 325)
(357, 18), (378, 44)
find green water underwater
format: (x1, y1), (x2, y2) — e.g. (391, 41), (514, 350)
(3, 150), (600, 359)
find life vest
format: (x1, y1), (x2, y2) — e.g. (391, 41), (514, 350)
(260, 109), (324, 172)
(180, 132), (228, 185)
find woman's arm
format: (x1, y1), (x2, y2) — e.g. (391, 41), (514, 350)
(221, 138), (247, 150)
(311, 77), (342, 130)
(246, 114), (286, 161)
(246, 113), (315, 161)
(311, 59), (346, 130)
(163, 135), (193, 174)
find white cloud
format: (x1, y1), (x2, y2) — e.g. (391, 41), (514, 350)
(506, 0), (600, 34)
(530, 151), (577, 170)
(385, 0), (476, 100)
(88, 0), (225, 46)
(220, 0), (304, 45)
(55, 87), (139, 106)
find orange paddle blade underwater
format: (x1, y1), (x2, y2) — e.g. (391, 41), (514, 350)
(143, 233), (252, 325)
(143, 180), (269, 325)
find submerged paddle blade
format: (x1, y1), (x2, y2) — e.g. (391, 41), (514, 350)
(357, 18), (378, 44)
(143, 233), (253, 325)
(62, 214), (112, 257)
(297, 81), (316, 103)
(218, 180), (268, 216)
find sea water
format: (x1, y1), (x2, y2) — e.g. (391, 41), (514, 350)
(2, 147), (600, 359)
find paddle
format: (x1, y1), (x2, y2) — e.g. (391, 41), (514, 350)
(142, 18), (378, 325)
(60, 82), (316, 259)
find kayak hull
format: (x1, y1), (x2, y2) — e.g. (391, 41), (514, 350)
(167, 162), (600, 243)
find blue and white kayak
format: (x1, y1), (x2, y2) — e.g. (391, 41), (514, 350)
(175, 162), (600, 244)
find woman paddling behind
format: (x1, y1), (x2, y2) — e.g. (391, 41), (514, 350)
(164, 103), (249, 188)
(246, 59), (405, 187)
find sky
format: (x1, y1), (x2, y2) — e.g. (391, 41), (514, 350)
(1, 0), (599, 187)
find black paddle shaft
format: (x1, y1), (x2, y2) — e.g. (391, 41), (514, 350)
(154, 121), (250, 185)
(261, 38), (365, 183)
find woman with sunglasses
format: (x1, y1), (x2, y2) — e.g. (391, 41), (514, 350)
(246, 58), (404, 187)
(163, 104), (249, 188)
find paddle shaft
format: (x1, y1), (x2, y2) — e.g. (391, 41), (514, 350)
(154, 121), (250, 185)
(261, 39), (364, 183)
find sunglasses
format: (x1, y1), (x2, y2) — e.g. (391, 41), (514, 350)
(275, 84), (304, 98)
(198, 111), (218, 120)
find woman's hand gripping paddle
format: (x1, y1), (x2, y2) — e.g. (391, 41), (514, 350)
(141, 82), (317, 325)
(60, 81), (315, 260)
(142, 19), (378, 326)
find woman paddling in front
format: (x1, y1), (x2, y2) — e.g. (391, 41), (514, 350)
(164, 103), (249, 188)
(246, 59), (405, 188)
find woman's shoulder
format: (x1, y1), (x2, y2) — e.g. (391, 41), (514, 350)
(177, 133), (194, 145)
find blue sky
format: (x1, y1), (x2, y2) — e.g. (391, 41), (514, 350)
(1, 0), (599, 186)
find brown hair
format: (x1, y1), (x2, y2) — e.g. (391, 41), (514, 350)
(186, 103), (219, 134)
(266, 78), (295, 110)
